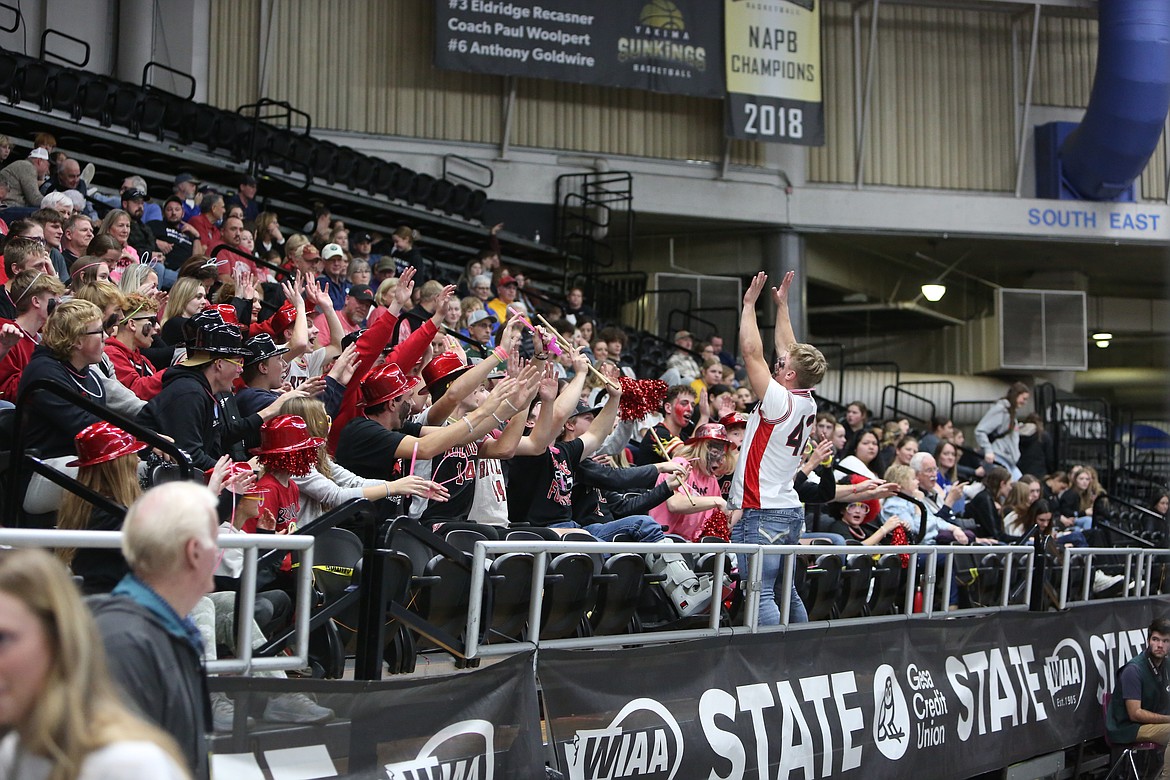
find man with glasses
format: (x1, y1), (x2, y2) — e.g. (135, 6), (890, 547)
(139, 310), (306, 470)
(910, 451), (967, 521)
(105, 293), (166, 400)
(729, 271), (828, 626)
(0, 269), (65, 401)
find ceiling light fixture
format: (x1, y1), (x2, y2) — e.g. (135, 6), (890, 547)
(1091, 332), (1113, 341)
(920, 283), (946, 302)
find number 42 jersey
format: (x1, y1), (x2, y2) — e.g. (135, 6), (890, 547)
(729, 380), (818, 511)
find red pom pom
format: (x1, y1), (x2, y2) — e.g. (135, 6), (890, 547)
(890, 524), (910, 568)
(697, 509), (730, 542)
(618, 377), (668, 421)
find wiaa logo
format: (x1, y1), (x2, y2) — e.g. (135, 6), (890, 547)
(1044, 638), (1086, 711)
(871, 664), (910, 761)
(563, 698), (683, 780)
(383, 719), (493, 780)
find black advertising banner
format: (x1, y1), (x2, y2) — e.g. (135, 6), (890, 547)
(209, 651), (543, 778)
(434, 0), (724, 98)
(541, 598), (1170, 780)
(724, 0), (825, 145)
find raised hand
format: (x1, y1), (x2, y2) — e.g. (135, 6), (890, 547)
(771, 270), (795, 307)
(327, 342), (360, 385)
(393, 270), (417, 309)
(743, 271), (768, 307)
(714, 393), (736, 420)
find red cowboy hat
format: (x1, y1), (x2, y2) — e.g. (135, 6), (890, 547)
(359, 362), (422, 408)
(249, 415), (325, 455)
(422, 351), (471, 391)
(685, 422), (736, 448)
(718, 412), (749, 429)
(68, 421), (149, 467)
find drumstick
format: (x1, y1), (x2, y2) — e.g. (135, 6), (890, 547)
(649, 426), (696, 506)
(533, 313), (620, 390)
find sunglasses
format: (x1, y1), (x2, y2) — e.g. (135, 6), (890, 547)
(131, 315), (158, 329)
(219, 357), (245, 368)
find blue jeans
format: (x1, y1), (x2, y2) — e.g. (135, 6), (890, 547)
(552, 515), (665, 543)
(731, 507), (807, 625)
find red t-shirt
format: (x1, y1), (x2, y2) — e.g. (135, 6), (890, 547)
(247, 473), (301, 571)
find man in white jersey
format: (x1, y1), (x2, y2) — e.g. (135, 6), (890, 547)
(729, 270), (827, 625)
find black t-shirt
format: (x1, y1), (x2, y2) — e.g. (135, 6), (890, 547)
(828, 518), (886, 544)
(148, 219), (195, 270)
(335, 416), (420, 481)
(420, 437), (479, 523)
(507, 437), (585, 527)
(634, 421), (698, 466)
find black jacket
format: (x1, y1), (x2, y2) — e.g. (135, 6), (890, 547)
(127, 216), (156, 259)
(572, 460), (667, 523)
(17, 346), (105, 458)
(89, 595), (210, 779)
(137, 364), (234, 470)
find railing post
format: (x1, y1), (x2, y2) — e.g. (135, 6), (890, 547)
(354, 547), (388, 681)
(1030, 531), (1046, 610)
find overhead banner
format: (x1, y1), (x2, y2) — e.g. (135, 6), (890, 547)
(724, 0), (825, 145)
(434, 0), (724, 98)
(209, 651), (543, 779)
(541, 598), (1170, 780)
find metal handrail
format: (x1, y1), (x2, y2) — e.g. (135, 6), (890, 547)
(207, 243), (290, 282)
(1057, 546), (1165, 609)
(40, 28), (89, 68)
(0, 528), (314, 674)
(880, 384), (936, 426)
(0, 2), (21, 34)
(442, 154), (493, 188)
(9, 379), (193, 521)
(142, 61), (196, 100)
(463, 541), (1035, 658)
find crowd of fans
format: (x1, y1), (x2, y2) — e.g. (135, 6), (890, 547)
(0, 129), (1162, 779)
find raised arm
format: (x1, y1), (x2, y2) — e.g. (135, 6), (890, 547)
(740, 271), (773, 397)
(770, 270), (797, 360)
(281, 272), (310, 359)
(578, 380), (623, 457)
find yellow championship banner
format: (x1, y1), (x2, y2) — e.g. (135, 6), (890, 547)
(724, 0), (825, 146)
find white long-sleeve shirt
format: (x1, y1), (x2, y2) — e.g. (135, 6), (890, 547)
(292, 458), (383, 524)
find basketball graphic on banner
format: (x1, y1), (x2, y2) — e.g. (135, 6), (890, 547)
(639, 0), (686, 31)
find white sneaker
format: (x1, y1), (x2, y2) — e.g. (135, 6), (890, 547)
(80, 162), (95, 186)
(1092, 570), (1124, 594)
(263, 692), (334, 724)
(210, 691), (255, 732)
